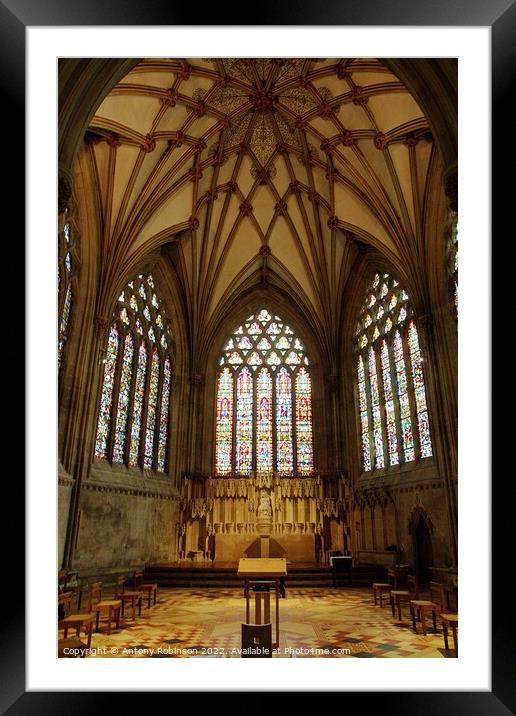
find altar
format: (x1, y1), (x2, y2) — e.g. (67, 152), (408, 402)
(214, 533), (315, 565)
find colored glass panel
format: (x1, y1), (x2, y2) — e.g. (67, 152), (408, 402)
(408, 322), (432, 458)
(276, 367), (293, 474)
(58, 284), (72, 371)
(94, 326), (119, 458)
(358, 356), (371, 471)
(238, 336), (253, 349)
(381, 340), (399, 466)
(256, 368), (273, 474)
(128, 342), (148, 466)
(144, 348), (160, 468)
(215, 367), (233, 475)
(157, 357), (171, 472)
(368, 346), (384, 469)
(295, 368), (313, 475)
(393, 331), (414, 461)
(236, 368), (253, 475)
(217, 309), (313, 476)
(113, 332), (135, 463)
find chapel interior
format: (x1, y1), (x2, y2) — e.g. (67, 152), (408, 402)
(57, 57), (458, 658)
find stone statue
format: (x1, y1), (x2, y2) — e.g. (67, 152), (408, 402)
(257, 491), (272, 520)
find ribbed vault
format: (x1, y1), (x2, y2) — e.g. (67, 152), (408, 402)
(79, 57), (445, 370)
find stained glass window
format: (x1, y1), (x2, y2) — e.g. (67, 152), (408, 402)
(94, 273), (174, 472)
(215, 367), (233, 475)
(215, 309), (314, 476)
(113, 333), (135, 463)
(295, 368), (313, 475)
(157, 357), (171, 472)
(276, 367), (294, 475)
(58, 216), (79, 374)
(256, 368), (273, 474)
(94, 326), (119, 459)
(381, 340), (399, 466)
(368, 347), (385, 469)
(236, 368), (253, 474)
(447, 211), (458, 315)
(357, 356), (371, 471)
(355, 273), (432, 472)
(144, 348), (160, 468)
(394, 330), (414, 462)
(407, 322), (432, 458)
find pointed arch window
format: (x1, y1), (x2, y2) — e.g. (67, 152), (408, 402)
(354, 273), (433, 473)
(58, 216), (79, 374)
(215, 309), (314, 477)
(446, 211), (458, 316)
(94, 273), (174, 473)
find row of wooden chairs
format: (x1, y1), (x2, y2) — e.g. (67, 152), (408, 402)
(372, 572), (458, 654)
(58, 571), (158, 656)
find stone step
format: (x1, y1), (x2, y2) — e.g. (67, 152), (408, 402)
(143, 563), (387, 589)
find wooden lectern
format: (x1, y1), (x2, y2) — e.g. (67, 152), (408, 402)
(237, 558), (287, 649)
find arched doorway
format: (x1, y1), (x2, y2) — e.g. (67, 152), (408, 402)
(414, 515), (434, 583)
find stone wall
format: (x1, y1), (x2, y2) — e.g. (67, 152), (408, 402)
(58, 462), (74, 566)
(352, 462), (454, 570)
(71, 462), (180, 575)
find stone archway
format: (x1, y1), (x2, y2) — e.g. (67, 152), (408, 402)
(408, 504), (434, 583)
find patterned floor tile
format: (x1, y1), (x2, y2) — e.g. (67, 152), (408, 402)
(60, 586), (455, 658)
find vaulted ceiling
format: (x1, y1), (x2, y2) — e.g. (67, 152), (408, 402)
(83, 58), (443, 361)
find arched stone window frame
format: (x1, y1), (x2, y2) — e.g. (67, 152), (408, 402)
(94, 273), (174, 474)
(58, 209), (80, 375)
(445, 209), (458, 318)
(354, 273), (434, 475)
(214, 308), (315, 478)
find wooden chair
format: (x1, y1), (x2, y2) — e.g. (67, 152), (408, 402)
(87, 581), (122, 635)
(113, 576), (143, 621)
(373, 569), (397, 607)
(390, 574), (418, 620)
(441, 613), (458, 653)
(58, 627), (94, 657)
(59, 571), (88, 611)
(58, 591), (96, 646)
(409, 581), (444, 635)
(132, 570), (158, 608)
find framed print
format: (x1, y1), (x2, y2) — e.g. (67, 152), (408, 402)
(14, 0), (510, 710)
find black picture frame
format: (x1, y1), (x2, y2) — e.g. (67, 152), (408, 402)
(13, 0), (509, 711)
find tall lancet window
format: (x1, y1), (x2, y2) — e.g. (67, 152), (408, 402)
(215, 309), (314, 477)
(354, 273), (433, 473)
(446, 211), (458, 316)
(94, 273), (174, 473)
(58, 216), (79, 374)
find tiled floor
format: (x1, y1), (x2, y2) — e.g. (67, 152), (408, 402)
(60, 587), (456, 658)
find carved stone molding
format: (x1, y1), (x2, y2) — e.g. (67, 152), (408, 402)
(374, 132), (388, 150)
(81, 481), (178, 501)
(141, 135), (156, 153)
(188, 216), (200, 231)
(94, 315), (110, 333)
(340, 130), (354, 147)
(352, 86), (368, 106)
(161, 87), (178, 108)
